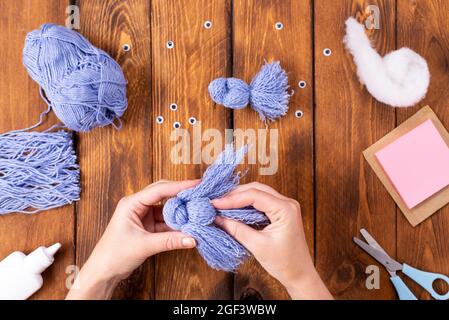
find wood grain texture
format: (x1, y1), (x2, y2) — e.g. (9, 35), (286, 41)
(151, 0), (233, 299)
(396, 0), (449, 299)
(0, 0), (73, 299)
(75, 0), (153, 299)
(232, 0), (314, 300)
(2, 0), (449, 301)
(314, 0), (398, 299)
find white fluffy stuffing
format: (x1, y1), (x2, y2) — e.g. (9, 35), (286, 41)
(343, 17), (430, 107)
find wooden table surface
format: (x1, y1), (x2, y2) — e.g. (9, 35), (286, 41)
(1, 0), (448, 300)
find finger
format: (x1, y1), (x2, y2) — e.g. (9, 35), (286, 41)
(147, 231), (196, 254)
(132, 179), (200, 208)
(214, 216), (260, 253)
(143, 179), (173, 189)
(226, 182), (289, 200)
(154, 222), (173, 232)
(212, 188), (290, 222)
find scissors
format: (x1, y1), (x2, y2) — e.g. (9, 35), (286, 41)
(353, 228), (449, 300)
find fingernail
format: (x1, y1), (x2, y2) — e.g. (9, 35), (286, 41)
(182, 237), (196, 247)
(214, 216), (224, 226)
(211, 198), (223, 205)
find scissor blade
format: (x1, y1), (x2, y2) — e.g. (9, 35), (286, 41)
(360, 229), (389, 256)
(353, 237), (403, 272)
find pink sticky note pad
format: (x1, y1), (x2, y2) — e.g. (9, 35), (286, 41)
(375, 119), (449, 209)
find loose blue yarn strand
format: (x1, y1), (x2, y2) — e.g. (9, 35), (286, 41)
(163, 145), (269, 272)
(208, 61), (291, 122)
(0, 129), (80, 214)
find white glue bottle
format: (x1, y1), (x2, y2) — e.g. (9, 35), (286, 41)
(0, 243), (61, 300)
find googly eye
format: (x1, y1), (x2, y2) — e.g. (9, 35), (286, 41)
(166, 40), (174, 49)
(156, 116), (164, 124)
(298, 80), (307, 89)
(188, 117), (197, 125)
(275, 22), (284, 30)
(173, 121), (181, 129)
(323, 48), (332, 56)
(204, 20), (212, 29)
(169, 103), (178, 111)
(122, 43), (131, 52)
(295, 110), (304, 118)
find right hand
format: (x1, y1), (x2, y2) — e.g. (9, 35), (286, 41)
(212, 182), (332, 300)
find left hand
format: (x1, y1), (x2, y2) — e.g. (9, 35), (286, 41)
(66, 180), (199, 300)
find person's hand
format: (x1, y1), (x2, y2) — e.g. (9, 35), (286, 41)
(212, 182), (332, 300)
(66, 180), (199, 300)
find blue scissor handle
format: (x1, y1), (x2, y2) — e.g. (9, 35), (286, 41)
(390, 275), (417, 300)
(402, 264), (449, 300)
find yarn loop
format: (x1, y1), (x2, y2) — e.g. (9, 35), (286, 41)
(208, 78), (250, 110)
(164, 196), (217, 231)
(23, 24), (128, 131)
(208, 62), (291, 121)
(163, 145), (269, 271)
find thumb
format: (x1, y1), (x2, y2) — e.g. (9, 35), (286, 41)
(147, 231), (197, 254)
(214, 216), (260, 253)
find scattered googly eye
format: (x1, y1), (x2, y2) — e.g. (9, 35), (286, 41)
(156, 116), (164, 124)
(204, 20), (212, 29)
(298, 80), (307, 89)
(169, 103), (178, 111)
(275, 22), (284, 30)
(188, 117), (197, 125)
(166, 40), (174, 49)
(123, 43), (131, 52)
(323, 48), (332, 56)
(295, 110), (304, 118)
(173, 121), (181, 129)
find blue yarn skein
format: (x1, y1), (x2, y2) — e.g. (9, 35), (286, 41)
(23, 24), (128, 132)
(208, 61), (291, 122)
(163, 145), (269, 272)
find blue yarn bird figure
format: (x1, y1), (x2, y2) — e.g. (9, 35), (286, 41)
(163, 145), (269, 272)
(208, 61), (291, 122)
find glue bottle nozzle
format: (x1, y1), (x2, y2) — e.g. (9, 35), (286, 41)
(46, 243), (61, 256)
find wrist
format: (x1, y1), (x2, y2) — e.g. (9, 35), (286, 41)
(285, 269), (333, 300)
(66, 257), (121, 300)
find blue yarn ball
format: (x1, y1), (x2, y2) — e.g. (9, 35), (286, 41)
(208, 77), (250, 110)
(23, 24), (128, 132)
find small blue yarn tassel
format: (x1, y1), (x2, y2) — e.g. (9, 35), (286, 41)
(0, 129), (80, 214)
(208, 61), (291, 122)
(163, 145), (268, 272)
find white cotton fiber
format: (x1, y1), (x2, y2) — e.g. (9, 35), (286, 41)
(343, 17), (430, 107)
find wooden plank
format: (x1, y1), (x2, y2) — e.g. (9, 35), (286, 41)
(396, 0), (449, 300)
(151, 0), (232, 299)
(0, 0), (73, 299)
(314, 0), (398, 299)
(232, 0), (313, 300)
(76, 0), (153, 299)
